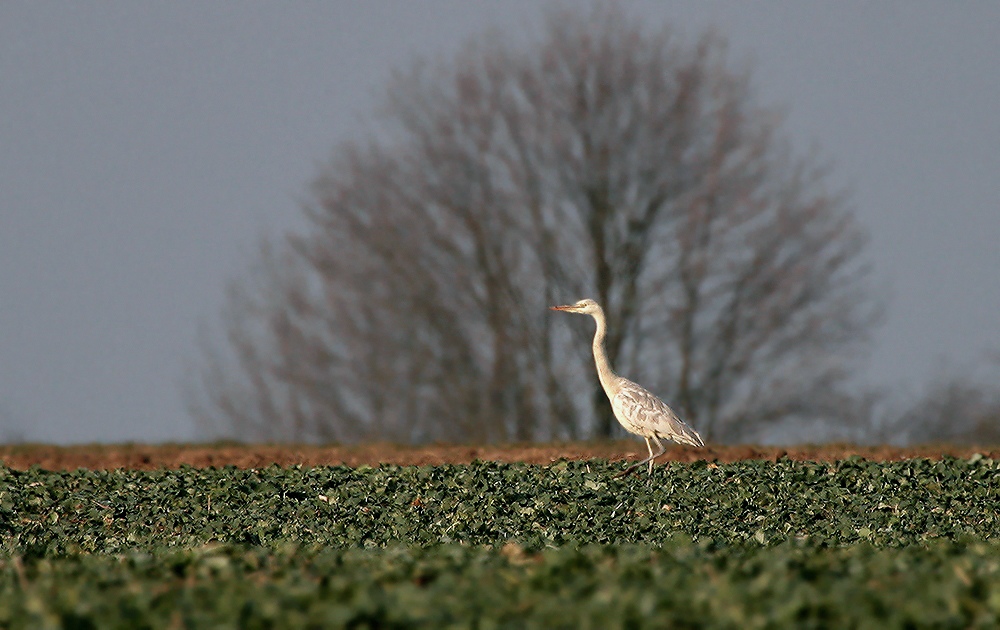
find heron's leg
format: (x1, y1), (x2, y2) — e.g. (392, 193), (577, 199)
(647, 436), (666, 476)
(616, 437), (657, 479)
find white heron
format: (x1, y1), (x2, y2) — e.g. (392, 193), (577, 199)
(551, 298), (705, 477)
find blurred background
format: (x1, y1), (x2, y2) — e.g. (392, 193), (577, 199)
(2, 2), (998, 446)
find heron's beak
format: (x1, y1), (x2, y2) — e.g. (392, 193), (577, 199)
(550, 305), (574, 311)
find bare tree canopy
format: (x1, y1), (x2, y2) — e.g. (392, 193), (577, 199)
(865, 355), (1000, 446)
(189, 5), (879, 444)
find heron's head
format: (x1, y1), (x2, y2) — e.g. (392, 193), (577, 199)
(550, 298), (600, 316)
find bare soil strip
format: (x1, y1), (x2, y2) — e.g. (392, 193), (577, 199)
(0, 442), (996, 471)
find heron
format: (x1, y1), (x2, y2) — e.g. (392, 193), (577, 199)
(551, 298), (705, 477)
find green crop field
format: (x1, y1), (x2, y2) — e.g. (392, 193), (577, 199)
(2, 456), (999, 627)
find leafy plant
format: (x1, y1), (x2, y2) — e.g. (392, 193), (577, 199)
(2, 540), (999, 628)
(1, 457), (998, 555)
(2, 457), (998, 627)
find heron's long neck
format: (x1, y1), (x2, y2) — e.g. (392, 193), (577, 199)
(591, 309), (617, 394)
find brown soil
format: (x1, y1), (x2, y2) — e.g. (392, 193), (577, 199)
(0, 442), (996, 471)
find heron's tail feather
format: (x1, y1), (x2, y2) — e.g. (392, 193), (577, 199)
(675, 424), (705, 448)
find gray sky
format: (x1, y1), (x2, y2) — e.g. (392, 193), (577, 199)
(2, 2), (998, 444)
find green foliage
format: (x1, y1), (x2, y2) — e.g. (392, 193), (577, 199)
(2, 457), (998, 555)
(1, 457), (999, 627)
(2, 541), (1000, 628)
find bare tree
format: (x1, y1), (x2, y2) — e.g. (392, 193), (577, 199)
(189, 5), (879, 444)
(870, 355), (1000, 445)
(895, 380), (1000, 445)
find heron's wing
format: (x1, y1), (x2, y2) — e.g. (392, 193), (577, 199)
(612, 381), (705, 447)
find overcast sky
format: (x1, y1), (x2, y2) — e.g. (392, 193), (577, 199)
(2, 2), (998, 444)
